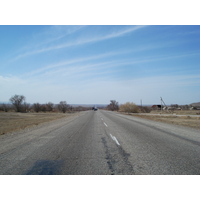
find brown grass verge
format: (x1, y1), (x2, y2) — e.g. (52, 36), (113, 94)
(133, 114), (200, 130)
(150, 110), (200, 115)
(0, 112), (75, 135)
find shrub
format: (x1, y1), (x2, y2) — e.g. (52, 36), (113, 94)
(119, 102), (139, 113)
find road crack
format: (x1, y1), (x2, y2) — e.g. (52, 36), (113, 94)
(101, 137), (135, 175)
(101, 137), (115, 175)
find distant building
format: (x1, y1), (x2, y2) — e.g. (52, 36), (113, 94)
(152, 105), (161, 110)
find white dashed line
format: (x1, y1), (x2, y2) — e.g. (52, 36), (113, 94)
(110, 134), (114, 140)
(110, 134), (120, 146)
(104, 122), (108, 127)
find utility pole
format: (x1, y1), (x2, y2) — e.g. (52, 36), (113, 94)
(160, 97), (167, 112)
(140, 99), (142, 107)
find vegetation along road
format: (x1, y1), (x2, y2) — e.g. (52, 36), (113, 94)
(0, 110), (200, 175)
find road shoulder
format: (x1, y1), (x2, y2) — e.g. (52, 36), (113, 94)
(117, 112), (200, 130)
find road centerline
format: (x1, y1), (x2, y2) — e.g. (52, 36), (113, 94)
(110, 134), (120, 146)
(104, 122), (108, 127)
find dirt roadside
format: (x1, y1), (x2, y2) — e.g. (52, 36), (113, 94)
(0, 112), (79, 135)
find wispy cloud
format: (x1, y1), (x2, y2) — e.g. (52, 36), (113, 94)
(24, 50), (130, 77)
(41, 61), (116, 77)
(13, 26), (85, 60)
(88, 51), (200, 68)
(20, 49), (200, 84)
(37, 25), (85, 46)
(14, 26), (147, 60)
(177, 30), (200, 36)
(84, 25), (147, 42)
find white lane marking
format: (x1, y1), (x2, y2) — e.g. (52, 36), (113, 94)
(104, 122), (108, 127)
(113, 136), (120, 146)
(101, 118), (103, 120)
(110, 134), (120, 146)
(110, 134), (114, 140)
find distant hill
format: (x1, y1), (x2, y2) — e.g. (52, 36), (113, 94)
(190, 102), (200, 107)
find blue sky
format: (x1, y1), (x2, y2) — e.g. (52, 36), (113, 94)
(0, 25), (200, 105)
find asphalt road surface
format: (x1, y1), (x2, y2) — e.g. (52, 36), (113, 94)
(0, 110), (200, 175)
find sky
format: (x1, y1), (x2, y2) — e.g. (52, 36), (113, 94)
(0, 25), (200, 105)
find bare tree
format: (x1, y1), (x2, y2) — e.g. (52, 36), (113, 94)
(46, 102), (54, 112)
(58, 101), (69, 113)
(0, 103), (11, 112)
(33, 103), (41, 113)
(23, 102), (30, 112)
(9, 94), (26, 112)
(41, 104), (47, 112)
(107, 100), (119, 111)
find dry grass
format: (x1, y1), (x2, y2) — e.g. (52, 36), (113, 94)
(150, 110), (200, 115)
(133, 114), (200, 130)
(0, 112), (73, 135)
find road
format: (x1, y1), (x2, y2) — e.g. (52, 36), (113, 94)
(0, 110), (200, 175)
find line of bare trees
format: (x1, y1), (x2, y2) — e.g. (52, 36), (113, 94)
(0, 94), (90, 113)
(1, 95), (156, 114)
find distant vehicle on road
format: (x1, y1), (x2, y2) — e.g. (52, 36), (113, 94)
(93, 107), (98, 111)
